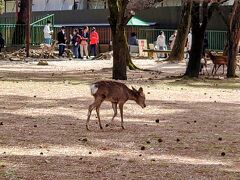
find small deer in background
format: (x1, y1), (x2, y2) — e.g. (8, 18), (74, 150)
(207, 51), (228, 75)
(40, 40), (57, 58)
(86, 81), (146, 130)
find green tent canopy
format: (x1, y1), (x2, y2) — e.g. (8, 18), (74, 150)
(127, 16), (152, 26)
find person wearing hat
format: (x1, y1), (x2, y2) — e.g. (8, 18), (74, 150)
(89, 27), (99, 57)
(57, 26), (67, 57)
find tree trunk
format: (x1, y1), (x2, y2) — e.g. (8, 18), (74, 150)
(111, 25), (128, 80)
(185, 1), (218, 78)
(168, 0), (192, 62)
(185, 28), (205, 77)
(12, 0), (28, 45)
(108, 0), (137, 80)
(227, 0), (240, 78)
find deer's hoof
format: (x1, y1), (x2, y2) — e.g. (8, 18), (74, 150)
(86, 125), (90, 131)
(121, 126), (125, 130)
(100, 126), (103, 130)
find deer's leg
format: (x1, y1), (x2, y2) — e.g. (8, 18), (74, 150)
(119, 103), (125, 129)
(222, 65), (225, 74)
(96, 101), (104, 129)
(215, 65), (221, 75)
(212, 65), (216, 75)
(111, 102), (118, 122)
(86, 98), (102, 130)
(105, 102), (117, 127)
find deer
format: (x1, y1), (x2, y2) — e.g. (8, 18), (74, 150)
(86, 81), (146, 130)
(206, 51), (228, 76)
(40, 40), (58, 58)
(200, 57), (209, 75)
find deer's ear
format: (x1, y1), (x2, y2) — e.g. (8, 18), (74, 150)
(132, 86), (138, 92)
(138, 87), (144, 96)
(138, 87), (143, 93)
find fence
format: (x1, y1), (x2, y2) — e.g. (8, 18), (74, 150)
(0, 14), (54, 47)
(0, 19), (227, 51)
(139, 29), (227, 51)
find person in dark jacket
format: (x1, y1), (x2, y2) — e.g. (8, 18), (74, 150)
(57, 26), (67, 57)
(0, 33), (5, 52)
(128, 32), (138, 46)
(71, 29), (81, 58)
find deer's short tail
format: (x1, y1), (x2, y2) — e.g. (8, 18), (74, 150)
(90, 84), (98, 95)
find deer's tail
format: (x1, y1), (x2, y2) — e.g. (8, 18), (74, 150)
(90, 84), (98, 95)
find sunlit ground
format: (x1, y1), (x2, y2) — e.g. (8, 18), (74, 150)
(0, 60), (240, 179)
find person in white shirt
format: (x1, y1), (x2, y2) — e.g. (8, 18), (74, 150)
(43, 20), (53, 46)
(156, 31), (166, 50)
(187, 29), (192, 52)
(156, 31), (167, 58)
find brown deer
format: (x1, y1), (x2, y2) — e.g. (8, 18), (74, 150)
(40, 40), (57, 58)
(86, 81), (146, 130)
(207, 51), (228, 75)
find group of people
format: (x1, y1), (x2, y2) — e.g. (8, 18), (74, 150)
(155, 29), (194, 59)
(43, 20), (99, 59)
(155, 30), (179, 51)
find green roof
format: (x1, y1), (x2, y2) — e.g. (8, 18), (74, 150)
(127, 16), (151, 26)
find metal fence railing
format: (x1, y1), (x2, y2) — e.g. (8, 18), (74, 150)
(139, 29), (227, 51)
(0, 14), (55, 47)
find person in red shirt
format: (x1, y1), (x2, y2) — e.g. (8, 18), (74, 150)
(89, 27), (99, 57)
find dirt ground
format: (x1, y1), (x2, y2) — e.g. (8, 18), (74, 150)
(0, 58), (240, 180)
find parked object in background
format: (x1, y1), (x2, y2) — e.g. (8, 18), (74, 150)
(86, 81), (146, 130)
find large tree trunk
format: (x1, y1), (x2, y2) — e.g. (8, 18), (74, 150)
(108, 0), (136, 80)
(185, 28), (205, 77)
(111, 25), (128, 80)
(12, 0), (29, 45)
(167, 0), (192, 62)
(185, 1), (217, 78)
(227, 0), (240, 78)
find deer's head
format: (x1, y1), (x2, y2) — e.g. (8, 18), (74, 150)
(132, 87), (146, 108)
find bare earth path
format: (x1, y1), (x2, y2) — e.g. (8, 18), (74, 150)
(0, 59), (240, 179)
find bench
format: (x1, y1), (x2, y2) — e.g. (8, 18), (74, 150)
(143, 49), (172, 59)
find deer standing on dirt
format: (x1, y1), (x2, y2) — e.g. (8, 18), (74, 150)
(207, 51), (228, 75)
(86, 81), (146, 130)
(40, 40), (57, 58)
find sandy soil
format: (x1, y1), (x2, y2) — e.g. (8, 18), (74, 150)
(0, 59), (240, 180)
